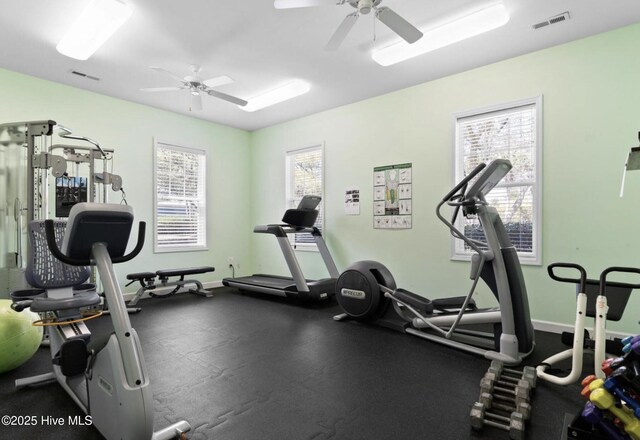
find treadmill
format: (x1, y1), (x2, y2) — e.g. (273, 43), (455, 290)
(223, 195), (339, 301)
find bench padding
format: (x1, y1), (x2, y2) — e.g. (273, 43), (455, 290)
(156, 266), (215, 278)
(127, 272), (157, 281)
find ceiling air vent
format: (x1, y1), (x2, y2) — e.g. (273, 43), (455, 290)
(69, 70), (100, 81)
(532, 12), (570, 30)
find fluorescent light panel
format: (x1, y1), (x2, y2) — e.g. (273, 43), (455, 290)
(56, 0), (132, 60)
(240, 80), (310, 112)
(372, 3), (510, 67)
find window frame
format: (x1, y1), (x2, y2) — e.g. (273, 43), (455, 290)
(153, 139), (208, 253)
(285, 143), (325, 253)
(451, 96), (543, 265)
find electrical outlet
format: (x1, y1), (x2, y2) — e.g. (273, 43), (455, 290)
(227, 256), (239, 270)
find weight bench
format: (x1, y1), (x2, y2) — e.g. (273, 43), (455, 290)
(126, 266), (215, 307)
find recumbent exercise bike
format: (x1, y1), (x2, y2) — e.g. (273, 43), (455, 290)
(10, 203), (190, 440)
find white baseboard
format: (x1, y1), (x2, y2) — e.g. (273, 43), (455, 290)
(122, 280), (223, 302)
(532, 319), (633, 340)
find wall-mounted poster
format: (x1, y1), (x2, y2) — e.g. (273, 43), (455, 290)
(345, 187), (360, 215)
(373, 163), (412, 229)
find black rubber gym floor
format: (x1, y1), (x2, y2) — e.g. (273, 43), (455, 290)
(0, 287), (587, 439)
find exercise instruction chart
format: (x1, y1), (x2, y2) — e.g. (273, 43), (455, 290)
(373, 163), (412, 229)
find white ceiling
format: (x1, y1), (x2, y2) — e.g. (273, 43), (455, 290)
(1, 0), (639, 131)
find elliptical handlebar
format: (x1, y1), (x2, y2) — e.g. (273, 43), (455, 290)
(547, 262), (587, 293)
(441, 162), (486, 203)
(44, 219), (146, 266)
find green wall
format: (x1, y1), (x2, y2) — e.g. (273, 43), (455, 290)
(249, 23), (640, 334)
(2, 23), (640, 333)
(0, 67), (252, 289)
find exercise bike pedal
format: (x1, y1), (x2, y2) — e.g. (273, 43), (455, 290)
(53, 339), (88, 377)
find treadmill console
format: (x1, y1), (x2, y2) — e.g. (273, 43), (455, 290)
(297, 195), (321, 210)
(282, 195), (321, 228)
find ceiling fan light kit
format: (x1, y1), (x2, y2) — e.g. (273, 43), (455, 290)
(240, 80), (311, 112)
(371, 2), (510, 66)
(56, 0), (132, 60)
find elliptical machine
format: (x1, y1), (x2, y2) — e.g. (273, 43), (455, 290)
(334, 159), (535, 365)
(10, 203), (190, 440)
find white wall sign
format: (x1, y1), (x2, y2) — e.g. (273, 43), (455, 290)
(345, 187), (360, 215)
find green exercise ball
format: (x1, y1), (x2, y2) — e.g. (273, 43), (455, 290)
(0, 299), (43, 374)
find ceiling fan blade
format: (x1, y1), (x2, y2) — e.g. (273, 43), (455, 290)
(325, 12), (358, 51)
(203, 75), (234, 88)
(190, 93), (203, 112)
(375, 7), (423, 44)
(140, 86), (186, 92)
(149, 66), (185, 83)
(207, 89), (248, 107)
(274, 0), (337, 9)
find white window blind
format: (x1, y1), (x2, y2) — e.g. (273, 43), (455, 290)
(286, 145), (324, 249)
(454, 97), (542, 264)
(154, 140), (207, 252)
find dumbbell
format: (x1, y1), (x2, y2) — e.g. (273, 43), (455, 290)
(490, 360), (537, 388)
(590, 387), (640, 440)
(581, 402), (630, 440)
(470, 402), (525, 440)
(603, 357), (626, 376)
(478, 391), (531, 420)
(480, 377), (530, 407)
(581, 376), (605, 399)
(604, 377), (640, 418)
(612, 366), (640, 398)
(484, 372), (531, 393)
(622, 336), (640, 354)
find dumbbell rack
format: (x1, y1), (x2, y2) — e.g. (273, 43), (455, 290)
(566, 334), (640, 440)
(470, 360), (537, 440)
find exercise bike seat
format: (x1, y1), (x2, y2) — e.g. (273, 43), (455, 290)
(27, 292), (101, 313)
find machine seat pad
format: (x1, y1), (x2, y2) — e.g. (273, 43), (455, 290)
(10, 288), (46, 301)
(394, 288), (434, 315)
(156, 266), (215, 278)
(29, 291), (101, 313)
(432, 296), (477, 311)
(126, 272), (157, 281)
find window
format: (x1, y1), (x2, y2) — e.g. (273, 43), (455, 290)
(154, 140), (207, 252)
(453, 97), (542, 264)
(285, 144), (324, 250)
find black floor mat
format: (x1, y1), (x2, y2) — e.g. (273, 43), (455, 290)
(0, 287), (587, 439)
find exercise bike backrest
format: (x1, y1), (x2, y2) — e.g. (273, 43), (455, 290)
(45, 203), (146, 267)
(548, 263), (640, 321)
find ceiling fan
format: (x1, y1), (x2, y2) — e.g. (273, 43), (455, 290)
(274, 0), (423, 50)
(141, 64), (247, 111)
